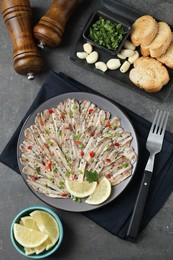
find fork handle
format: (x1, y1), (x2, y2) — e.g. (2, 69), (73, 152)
(126, 170), (152, 241)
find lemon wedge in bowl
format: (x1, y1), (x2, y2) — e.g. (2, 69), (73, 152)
(19, 215), (52, 255)
(65, 180), (97, 198)
(20, 216), (40, 231)
(13, 223), (48, 248)
(10, 206), (63, 258)
(85, 176), (111, 205)
(30, 210), (59, 251)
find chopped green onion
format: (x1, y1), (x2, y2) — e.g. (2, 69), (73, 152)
(75, 134), (81, 140)
(72, 104), (78, 109)
(78, 169), (83, 174)
(58, 181), (65, 189)
(45, 129), (51, 135)
(88, 16), (126, 51)
(57, 130), (61, 136)
(122, 162), (129, 168)
(69, 110), (73, 117)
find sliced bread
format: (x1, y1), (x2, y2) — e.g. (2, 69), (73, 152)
(130, 15), (158, 46)
(129, 57), (170, 92)
(157, 40), (173, 68)
(140, 22), (172, 58)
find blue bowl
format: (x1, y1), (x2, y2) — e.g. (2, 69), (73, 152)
(10, 206), (63, 259)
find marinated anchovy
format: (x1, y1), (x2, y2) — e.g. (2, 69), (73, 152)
(19, 98), (137, 200)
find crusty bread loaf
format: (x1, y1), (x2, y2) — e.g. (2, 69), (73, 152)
(130, 15), (158, 46)
(140, 45), (150, 57)
(140, 22), (172, 58)
(129, 57), (170, 92)
(157, 40), (173, 68)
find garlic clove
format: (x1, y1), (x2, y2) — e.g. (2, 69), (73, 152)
(95, 61), (107, 72)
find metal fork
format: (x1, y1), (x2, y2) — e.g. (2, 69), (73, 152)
(126, 110), (169, 241)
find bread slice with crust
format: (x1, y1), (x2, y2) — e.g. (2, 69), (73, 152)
(130, 15), (158, 46)
(157, 40), (173, 68)
(140, 22), (172, 58)
(129, 57), (170, 92)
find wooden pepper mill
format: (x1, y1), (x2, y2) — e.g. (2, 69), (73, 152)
(33, 0), (83, 49)
(1, 0), (44, 79)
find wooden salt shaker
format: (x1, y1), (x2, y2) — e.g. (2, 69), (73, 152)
(33, 0), (83, 49)
(1, 0), (44, 79)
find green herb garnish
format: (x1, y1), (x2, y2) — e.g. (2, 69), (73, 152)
(58, 181), (65, 189)
(57, 130), (61, 137)
(48, 178), (54, 181)
(45, 129), (51, 135)
(86, 170), (99, 183)
(73, 197), (81, 203)
(69, 109), (73, 117)
(122, 162), (129, 168)
(111, 125), (117, 130)
(88, 16), (126, 51)
(75, 134), (81, 140)
(72, 104), (78, 109)
(108, 132), (113, 138)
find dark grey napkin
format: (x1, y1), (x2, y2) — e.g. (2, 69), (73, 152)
(1, 71), (173, 240)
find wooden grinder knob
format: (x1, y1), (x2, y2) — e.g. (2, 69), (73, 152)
(33, 0), (83, 48)
(1, 0), (44, 79)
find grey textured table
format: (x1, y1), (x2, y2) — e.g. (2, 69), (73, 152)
(1, 0), (173, 259)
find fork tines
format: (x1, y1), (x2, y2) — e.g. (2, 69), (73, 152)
(151, 109), (169, 136)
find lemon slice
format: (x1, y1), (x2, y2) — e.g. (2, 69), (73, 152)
(65, 180), (97, 198)
(20, 216), (52, 254)
(13, 223), (48, 248)
(30, 210), (59, 250)
(35, 238), (52, 254)
(85, 176), (111, 205)
(24, 247), (36, 256)
(20, 216), (40, 231)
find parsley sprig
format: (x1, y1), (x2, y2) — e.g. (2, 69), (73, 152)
(86, 170), (99, 183)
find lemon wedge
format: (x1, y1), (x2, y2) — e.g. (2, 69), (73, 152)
(20, 215), (52, 254)
(65, 180), (97, 198)
(85, 176), (111, 205)
(13, 223), (48, 248)
(24, 247), (36, 256)
(20, 216), (40, 231)
(30, 210), (59, 250)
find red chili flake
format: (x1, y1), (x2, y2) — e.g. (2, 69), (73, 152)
(114, 142), (120, 147)
(31, 176), (37, 181)
(80, 151), (84, 157)
(106, 121), (111, 127)
(40, 121), (45, 126)
(65, 126), (71, 130)
(45, 143), (49, 148)
(46, 161), (52, 171)
(50, 151), (55, 156)
(76, 140), (81, 145)
(90, 151), (95, 158)
(48, 109), (54, 114)
(27, 146), (32, 150)
(42, 161), (45, 166)
(71, 174), (76, 180)
(60, 114), (65, 119)
(90, 132), (95, 137)
(89, 109), (93, 114)
(106, 174), (111, 179)
(106, 158), (111, 163)
(61, 193), (68, 198)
